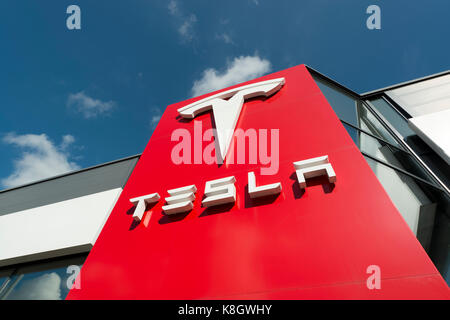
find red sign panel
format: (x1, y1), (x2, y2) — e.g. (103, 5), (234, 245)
(67, 65), (449, 299)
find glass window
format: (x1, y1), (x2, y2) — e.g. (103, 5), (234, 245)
(364, 156), (450, 285)
(355, 101), (402, 147)
(343, 123), (438, 184)
(312, 74), (360, 125)
(312, 74), (402, 148)
(368, 98), (416, 139)
(0, 254), (86, 300)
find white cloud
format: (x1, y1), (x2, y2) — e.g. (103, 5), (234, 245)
(178, 14), (197, 42)
(60, 134), (75, 150)
(191, 55), (272, 97)
(67, 91), (115, 119)
(168, 0), (179, 15)
(151, 115), (161, 125)
(168, 0), (197, 42)
(1, 133), (80, 188)
(149, 107), (162, 130)
(7, 272), (62, 300)
(215, 33), (234, 45)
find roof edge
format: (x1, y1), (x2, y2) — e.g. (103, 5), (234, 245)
(0, 154), (142, 194)
(361, 70), (450, 97)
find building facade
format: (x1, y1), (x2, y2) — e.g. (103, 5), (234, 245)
(0, 65), (449, 299)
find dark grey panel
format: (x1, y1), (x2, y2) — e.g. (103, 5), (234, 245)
(0, 155), (139, 216)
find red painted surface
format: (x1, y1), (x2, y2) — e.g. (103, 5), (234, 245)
(67, 65), (449, 299)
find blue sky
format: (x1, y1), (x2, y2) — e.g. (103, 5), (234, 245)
(0, 0), (449, 189)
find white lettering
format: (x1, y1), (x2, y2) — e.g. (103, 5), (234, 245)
(162, 185), (197, 215)
(202, 176), (236, 207)
(129, 193), (160, 221)
(293, 155), (336, 189)
(248, 171), (281, 199)
(128, 156), (336, 220)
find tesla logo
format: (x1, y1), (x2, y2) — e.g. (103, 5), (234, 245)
(129, 155), (336, 222)
(177, 78), (285, 162)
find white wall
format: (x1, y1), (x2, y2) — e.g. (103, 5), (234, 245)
(386, 74), (450, 117)
(0, 188), (122, 267)
(408, 108), (450, 165)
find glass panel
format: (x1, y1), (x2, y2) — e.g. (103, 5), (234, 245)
(343, 124), (437, 184)
(369, 98), (416, 139)
(1, 255), (86, 300)
(0, 269), (14, 299)
(364, 156), (450, 285)
(312, 74), (402, 148)
(312, 74), (360, 125)
(355, 101), (402, 147)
